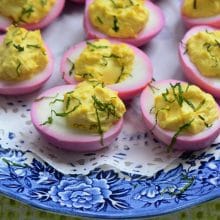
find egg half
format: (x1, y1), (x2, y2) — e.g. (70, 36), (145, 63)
(61, 40), (153, 100)
(83, 0), (164, 47)
(0, 0), (65, 31)
(31, 84), (124, 152)
(179, 26), (220, 98)
(181, 0), (220, 28)
(140, 80), (220, 151)
(0, 35), (54, 95)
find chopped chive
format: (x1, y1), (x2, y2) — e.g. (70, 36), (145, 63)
(150, 106), (156, 114)
(215, 40), (220, 47)
(149, 83), (160, 94)
(86, 41), (108, 49)
(27, 44), (41, 49)
(5, 40), (12, 46)
(22, 31), (29, 40)
(65, 97), (71, 109)
(162, 88), (175, 103)
(41, 101), (81, 126)
(34, 93), (59, 102)
(198, 115), (213, 128)
(193, 0), (197, 9)
(40, 0), (47, 6)
(170, 83), (184, 106)
(21, 5), (34, 18)
(67, 58), (75, 76)
(183, 98), (195, 111)
(13, 44), (24, 52)
(92, 96), (104, 145)
(112, 16), (119, 32)
(195, 99), (206, 111)
(110, 0), (117, 7)
(115, 66), (124, 83)
(103, 54), (121, 59)
(79, 73), (93, 79)
(151, 107), (170, 131)
(49, 99), (64, 105)
(97, 16), (103, 24)
(16, 60), (22, 77)
(128, 0), (134, 5)
(167, 119), (194, 152)
(185, 84), (190, 92)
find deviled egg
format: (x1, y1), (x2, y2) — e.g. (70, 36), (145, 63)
(61, 39), (153, 100)
(179, 25), (220, 98)
(31, 81), (125, 152)
(140, 80), (220, 151)
(0, 26), (54, 95)
(181, 0), (220, 28)
(0, 0), (65, 31)
(84, 0), (164, 46)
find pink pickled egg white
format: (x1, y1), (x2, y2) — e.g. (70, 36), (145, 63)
(140, 80), (220, 151)
(0, 35), (54, 95)
(60, 40), (153, 100)
(179, 25), (220, 98)
(84, 0), (165, 47)
(31, 84), (124, 152)
(0, 0), (65, 31)
(181, 1), (220, 28)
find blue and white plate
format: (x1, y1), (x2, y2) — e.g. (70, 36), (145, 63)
(0, 142), (219, 219)
(0, 1), (219, 219)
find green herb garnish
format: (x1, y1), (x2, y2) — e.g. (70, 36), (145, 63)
(112, 16), (119, 32)
(198, 115), (213, 128)
(91, 95), (120, 145)
(13, 44), (24, 52)
(149, 83), (160, 94)
(115, 66), (124, 83)
(21, 5), (34, 19)
(40, 0), (48, 6)
(170, 83), (184, 107)
(27, 44), (41, 49)
(103, 54), (121, 59)
(167, 119), (194, 152)
(86, 41), (108, 50)
(49, 99), (64, 106)
(195, 99), (206, 111)
(128, 0), (134, 6)
(41, 100), (81, 126)
(97, 16), (103, 24)
(162, 88), (175, 103)
(110, 0), (117, 7)
(151, 107), (170, 131)
(34, 93), (59, 102)
(67, 58), (75, 76)
(183, 98), (195, 111)
(5, 40), (12, 46)
(16, 60), (22, 77)
(193, 0), (197, 9)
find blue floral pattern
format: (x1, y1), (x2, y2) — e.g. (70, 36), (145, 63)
(0, 141), (219, 218)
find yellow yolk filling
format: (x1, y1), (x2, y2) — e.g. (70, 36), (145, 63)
(0, 0), (55, 24)
(186, 30), (220, 78)
(88, 0), (149, 38)
(154, 83), (219, 134)
(74, 39), (134, 84)
(0, 26), (48, 81)
(63, 81), (126, 133)
(182, 0), (220, 18)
